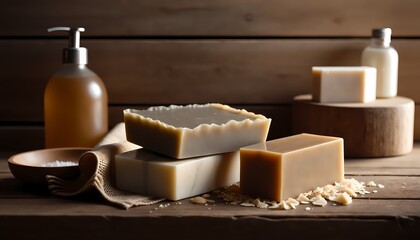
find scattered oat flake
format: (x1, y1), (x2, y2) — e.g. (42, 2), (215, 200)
(333, 192), (352, 205)
(202, 193), (211, 198)
(279, 201), (291, 210)
(378, 184), (385, 189)
(190, 196), (207, 205)
(252, 199), (269, 209)
(159, 203), (170, 208)
(366, 181), (377, 187)
(297, 193), (310, 203)
(373, 190), (378, 193)
(240, 203), (255, 207)
(305, 207), (311, 211)
(312, 196), (328, 207)
(216, 178), (377, 211)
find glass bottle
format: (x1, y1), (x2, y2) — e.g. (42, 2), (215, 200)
(44, 27), (108, 148)
(361, 28), (399, 98)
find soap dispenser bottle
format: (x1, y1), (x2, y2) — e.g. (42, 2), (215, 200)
(44, 27), (108, 148)
(361, 28), (399, 98)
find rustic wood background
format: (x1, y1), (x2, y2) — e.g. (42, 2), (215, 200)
(1, 0), (419, 151)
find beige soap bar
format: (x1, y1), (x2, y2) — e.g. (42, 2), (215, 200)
(124, 104), (271, 159)
(312, 66), (376, 103)
(240, 133), (344, 202)
(115, 149), (240, 201)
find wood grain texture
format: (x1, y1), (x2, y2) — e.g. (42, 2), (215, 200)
(0, 214), (419, 240)
(1, 146), (420, 239)
(1, 39), (420, 122)
(1, 0), (419, 37)
(1, 105), (419, 152)
(0, 105), (291, 151)
(293, 95), (415, 157)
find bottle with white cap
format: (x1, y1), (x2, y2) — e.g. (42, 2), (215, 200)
(361, 28), (399, 98)
(44, 27), (108, 148)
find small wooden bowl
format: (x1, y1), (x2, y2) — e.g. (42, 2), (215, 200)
(8, 148), (89, 185)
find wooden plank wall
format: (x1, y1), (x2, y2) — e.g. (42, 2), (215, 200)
(1, 0), (419, 151)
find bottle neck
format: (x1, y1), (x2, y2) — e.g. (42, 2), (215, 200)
(370, 38), (391, 48)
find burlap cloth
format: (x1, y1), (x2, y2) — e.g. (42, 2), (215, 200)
(46, 123), (164, 209)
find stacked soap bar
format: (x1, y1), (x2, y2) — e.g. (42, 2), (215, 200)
(240, 133), (344, 202)
(116, 150), (239, 201)
(116, 103), (271, 200)
(312, 66), (376, 103)
(124, 104), (271, 159)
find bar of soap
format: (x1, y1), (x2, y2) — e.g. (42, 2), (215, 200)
(312, 66), (376, 103)
(124, 104), (271, 159)
(115, 149), (240, 201)
(240, 133), (344, 202)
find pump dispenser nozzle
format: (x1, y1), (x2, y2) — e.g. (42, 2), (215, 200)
(48, 27), (87, 64)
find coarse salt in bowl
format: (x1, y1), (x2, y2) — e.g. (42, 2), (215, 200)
(8, 147), (89, 185)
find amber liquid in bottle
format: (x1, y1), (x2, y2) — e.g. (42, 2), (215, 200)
(44, 64), (108, 148)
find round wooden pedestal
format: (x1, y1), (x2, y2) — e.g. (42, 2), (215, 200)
(293, 94), (414, 158)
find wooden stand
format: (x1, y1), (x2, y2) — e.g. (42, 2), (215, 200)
(293, 94), (414, 158)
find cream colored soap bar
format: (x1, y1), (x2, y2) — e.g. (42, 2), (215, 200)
(124, 104), (271, 159)
(312, 66), (376, 103)
(115, 149), (240, 201)
(240, 133), (344, 202)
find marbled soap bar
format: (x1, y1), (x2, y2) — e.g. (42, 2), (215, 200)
(240, 133), (344, 202)
(115, 149), (240, 201)
(312, 66), (376, 103)
(124, 104), (271, 159)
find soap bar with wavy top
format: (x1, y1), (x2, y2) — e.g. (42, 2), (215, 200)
(124, 104), (271, 159)
(115, 149), (240, 201)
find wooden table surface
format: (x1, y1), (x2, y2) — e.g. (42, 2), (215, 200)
(1, 144), (420, 240)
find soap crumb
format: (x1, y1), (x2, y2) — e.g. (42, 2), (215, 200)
(378, 184), (385, 189)
(190, 196), (207, 205)
(373, 190), (378, 193)
(305, 207), (311, 211)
